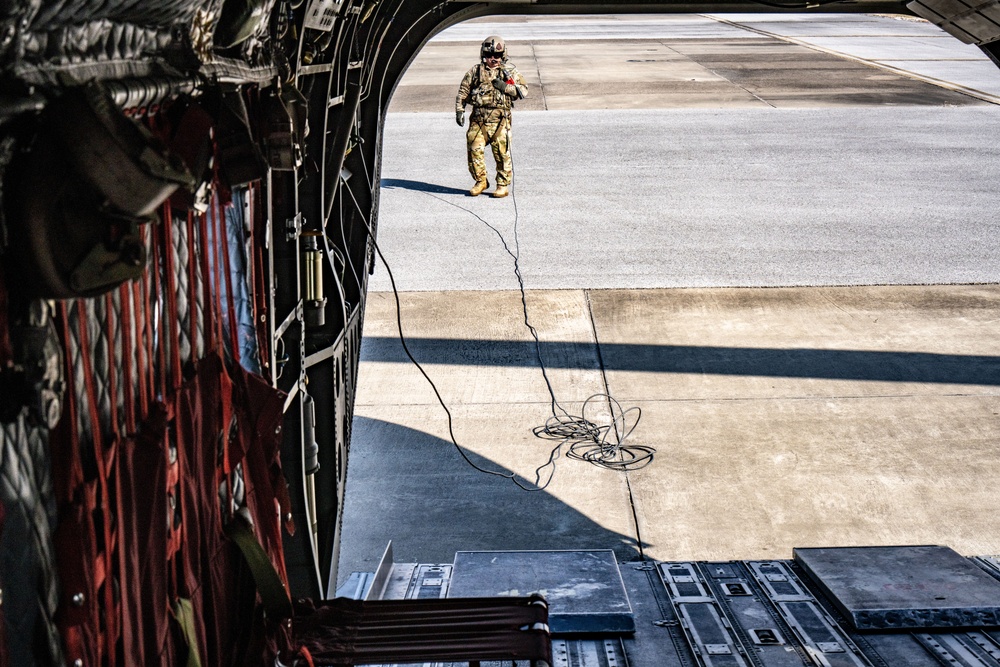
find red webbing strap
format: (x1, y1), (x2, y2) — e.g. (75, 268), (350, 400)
(138, 225), (153, 417)
(134, 281), (148, 420)
(161, 204), (186, 597)
(186, 211), (200, 363)
(217, 196), (241, 363)
(104, 293), (121, 443)
(162, 204), (183, 390)
(74, 302), (105, 481)
(213, 193), (241, 521)
(167, 432), (183, 567)
(54, 301), (84, 502)
(111, 418), (131, 667)
(114, 287), (139, 661)
(209, 198), (225, 353)
(294, 647), (315, 667)
(171, 212), (201, 605)
(246, 183), (255, 281)
(253, 247), (269, 367)
(196, 203), (237, 526)
(121, 283), (137, 434)
(197, 210), (220, 352)
(75, 301), (117, 662)
(166, 461), (182, 573)
(51, 301), (96, 664)
(151, 212), (168, 401)
(251, 188), (271, 375)
(231, 362), (292, 569)
(103, 293), (126, 657)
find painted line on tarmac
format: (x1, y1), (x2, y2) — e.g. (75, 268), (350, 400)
(702, 14), (1000, 106)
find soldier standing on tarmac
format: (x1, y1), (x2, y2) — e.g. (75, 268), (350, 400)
(455, 35), (528, 198)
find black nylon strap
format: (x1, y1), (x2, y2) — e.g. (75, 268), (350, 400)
(224, 513), (293, 620)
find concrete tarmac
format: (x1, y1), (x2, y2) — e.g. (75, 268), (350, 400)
(345, 286), (1000, 571)
(337, 14), (1000, 581)
(376, 107), (1000, 291)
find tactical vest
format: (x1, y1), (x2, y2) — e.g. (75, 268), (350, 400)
(469, 64), (514, 111)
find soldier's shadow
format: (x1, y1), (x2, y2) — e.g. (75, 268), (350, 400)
(381, 178), (467, 196)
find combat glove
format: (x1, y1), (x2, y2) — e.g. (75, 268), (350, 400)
(491, 75), (514, 96)
(456, 109), (465, 126)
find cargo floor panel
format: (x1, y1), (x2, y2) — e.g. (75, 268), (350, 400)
(794, 546), (1000, 631)
(338, 548), (1000, 666)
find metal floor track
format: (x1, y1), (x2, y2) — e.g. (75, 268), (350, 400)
(337, 553), (1000, 667)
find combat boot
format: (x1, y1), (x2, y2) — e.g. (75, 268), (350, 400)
(469, 180), (488, 196)
(492, 184), (508, 198)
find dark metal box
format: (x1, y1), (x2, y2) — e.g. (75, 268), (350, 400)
(794, 545), (1000, 630)
(448, 550), (635, 634)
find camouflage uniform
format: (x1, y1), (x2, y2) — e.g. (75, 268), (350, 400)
(456, 61), (528, 189)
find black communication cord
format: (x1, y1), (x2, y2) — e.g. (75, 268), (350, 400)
(339, 108), (655, 492)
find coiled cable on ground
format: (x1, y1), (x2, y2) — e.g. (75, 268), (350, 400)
(534, 395), (653, 471)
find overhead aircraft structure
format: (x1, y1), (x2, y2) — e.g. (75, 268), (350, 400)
(0, 0), (998, 664)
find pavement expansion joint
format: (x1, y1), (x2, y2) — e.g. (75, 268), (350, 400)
(623, 473), (646, 562)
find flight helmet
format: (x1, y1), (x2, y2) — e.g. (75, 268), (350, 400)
(481, 35), (506, 62)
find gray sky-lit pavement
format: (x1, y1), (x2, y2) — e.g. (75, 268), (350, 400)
(375, 106), (1000, 291)
(369, 13), (1000, 292)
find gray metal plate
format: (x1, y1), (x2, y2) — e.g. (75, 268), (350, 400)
(449, 550), (635, 634)
(794, 546), (1000, 630)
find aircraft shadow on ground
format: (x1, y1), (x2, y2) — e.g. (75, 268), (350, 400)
(339, 417), (648, 573)
(361, 337), (1000, 386)
(381, 178), (468, 196)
